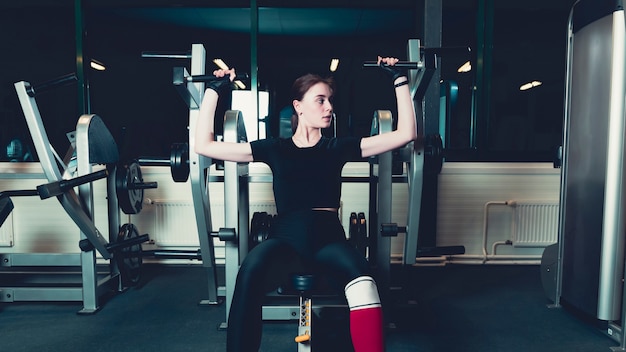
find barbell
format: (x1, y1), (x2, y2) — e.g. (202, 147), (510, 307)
(136, 142), (190, 183)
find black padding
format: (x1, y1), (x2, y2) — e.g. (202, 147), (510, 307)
(291, 273), (316, 292)
(87, 115), (119, 164)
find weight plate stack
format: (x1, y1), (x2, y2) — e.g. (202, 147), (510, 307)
(116, 223), (143, 287)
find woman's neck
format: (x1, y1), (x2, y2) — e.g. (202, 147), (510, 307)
(291, 128), (322, 148)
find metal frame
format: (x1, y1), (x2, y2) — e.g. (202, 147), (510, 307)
(221, 109), (250, 328)
(551, 2), (626, 351)
(163, 43), (221, 306)
(8, 83), (119, 313)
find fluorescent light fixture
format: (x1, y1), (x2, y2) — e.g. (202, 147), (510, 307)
(519, 80), (542, 91)
(212, 58), (246, 89)
(90, 59), (106, 71)
(457, 61), (471, 73)
(330, 58), (339, 72)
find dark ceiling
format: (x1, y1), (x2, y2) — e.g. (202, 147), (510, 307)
(102, 7), (415, 36)
(7, 0), (574, 37)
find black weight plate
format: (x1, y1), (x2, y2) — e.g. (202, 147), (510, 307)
(116, 161), (144, 214)
(249, 212), (271, 250)
(116, 223), (143, 287)
(170, 142), (190, 183)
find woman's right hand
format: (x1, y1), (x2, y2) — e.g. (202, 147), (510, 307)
(207, 68), (236, 93)
(377, 56), (407, 83)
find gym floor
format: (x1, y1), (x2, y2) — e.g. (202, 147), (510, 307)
(0, 264), (618, 352)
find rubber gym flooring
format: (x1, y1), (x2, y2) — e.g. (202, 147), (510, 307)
(0, 264), (619, 352)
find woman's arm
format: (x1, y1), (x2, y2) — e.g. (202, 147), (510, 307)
(359, 57), (417, 158)
(193, 69), (254, 163)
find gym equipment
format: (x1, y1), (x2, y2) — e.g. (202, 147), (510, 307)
(249, 211), (274, 250)
(0, 170), (109, 225)
(292, 273), (315, 351)
(142, 44), (234, 307)
(348, 212), (368, 257)
(363, 40), (465, 297)
(172, 66), (249, 107)
(9, 75), (155, 312)
(115, 160), (157, 215)
(136, 142), (190, 183)
(543, 1), (626, 349)
(219, 109), (250, 329)
(143, 44), (252, 323)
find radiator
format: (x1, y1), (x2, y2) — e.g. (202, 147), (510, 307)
(0, 212), (14, 247)
(509, 200), (559, 247)
(152, 200), (277, 247)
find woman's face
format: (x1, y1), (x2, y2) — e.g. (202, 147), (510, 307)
(293, 82), (333, 129)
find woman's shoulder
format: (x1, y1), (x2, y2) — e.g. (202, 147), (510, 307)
(251, 137), (293, 149)
(323, 136), (362, 148)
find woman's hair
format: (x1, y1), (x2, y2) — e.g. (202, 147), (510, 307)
(291, 73), (334, 102)
(290, 74), (334, 133)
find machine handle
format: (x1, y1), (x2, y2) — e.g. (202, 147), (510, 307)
(26, 73), (78, 97)
(362, 61), (420, 69)
(141, 51), (191, 59)
(173, 67), (250, 86)
(294, 332), (311, 343)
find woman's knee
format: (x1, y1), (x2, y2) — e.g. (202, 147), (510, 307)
(315, 242), (370, 285)
(236, 239), (294, 288)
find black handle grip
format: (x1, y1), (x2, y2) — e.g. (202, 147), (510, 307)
(58, 169), (109, 190)
(173, 67), (249, 86)
(26, 73), (78, 97)
(37, 169), (109, 199)
(141, 51), (192, 59)
(187, 73), (250, 83)
(363, 61), (420, 69)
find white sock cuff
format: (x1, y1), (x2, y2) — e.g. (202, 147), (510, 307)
(344, 276), (381, 311)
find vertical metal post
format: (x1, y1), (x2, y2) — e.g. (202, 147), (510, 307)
(472, 0), (494, 151)
(75, 114), (99, 314)
(187, 44), (221, 307)
(74, 0), (89, 114)
(373, 111), (393, 298)
(413, 0), (443, 250)
(423, 0), (442, 137)
(222, 110), (249, 328)
(403, 40), (424, 265)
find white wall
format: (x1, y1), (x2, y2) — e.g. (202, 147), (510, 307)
(0, 161), (561, 264)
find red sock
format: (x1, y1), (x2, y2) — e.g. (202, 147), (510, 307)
(350, 307), (384, 352)
(344, 276), (384, 352)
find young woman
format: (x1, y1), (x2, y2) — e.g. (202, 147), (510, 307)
(195, 56), (416, 352)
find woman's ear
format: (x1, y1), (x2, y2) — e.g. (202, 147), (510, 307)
(292, 99), (300, 114)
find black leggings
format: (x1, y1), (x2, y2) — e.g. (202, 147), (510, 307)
(226, 210), (370, 352)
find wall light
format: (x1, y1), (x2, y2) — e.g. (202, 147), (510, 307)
(330, 58), (339, 72)
(212, 58), (246, 89)
(519, 80), (542, 91)
(457, 61), (471, 73)
(90, 59), (106, 71)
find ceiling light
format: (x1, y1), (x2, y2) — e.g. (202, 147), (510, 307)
(457, 61), (471, 73)
(519, 80), (542, 91)
(90, 59), (106, 71)
(330, 58), (339, 72)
